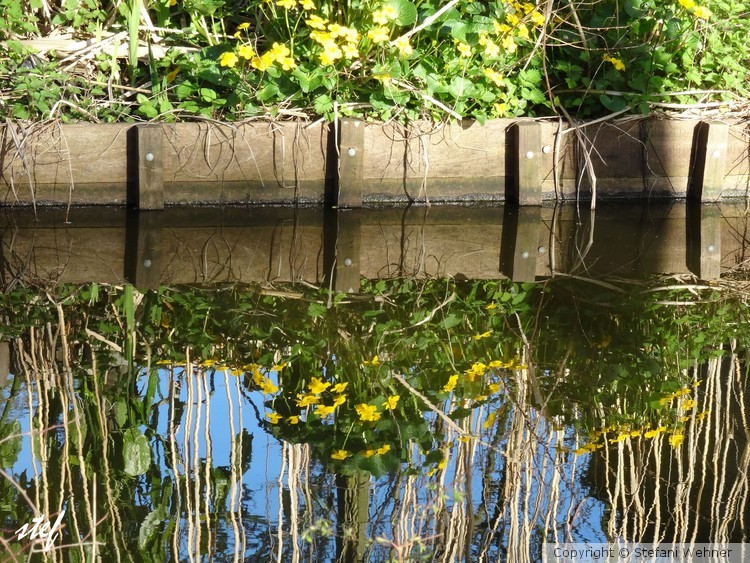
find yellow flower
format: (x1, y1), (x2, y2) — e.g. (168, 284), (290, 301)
(332, 394), (347, 407)
(271, 361), (288, 371)
(603, 54), (625, 71)
(373, 5), (398, 24)
(501, 35), (517, 54)
(678, 0), (696, 8)
(169, 0), (177, 5)
(287, 416), (300, 425)
(316, 404), (336, 417)
(332, 382), (349, 393)
(456, 41), (472, 58)
(300, 0), (314, 9)
(319, 43), (343, 65)
(251, 52), (274, 71)
(363, 449), (377, 458)
(669, 433), (684, 448)
(331, 449), (351, 460)
(483, 411), (497, 429)
(308, 376), (331, 395)
(383, 395), (400, 410)
(376, 444), (391, 455)
(364, 355), (382, 367)
(266, 412), (282, 424)
(296, 393), (320, 407)
(484, 68), (504, 87)
(276, 0), (296, 9)
(682, 399), (697, 410)
(342, 42), (359, 59)
(237, 22), (250, 31)
(465, 362), (488, 381)
(368, 26), (390, 44)
(644, 428), (660, 438)
(306, 15), (327, 30)
(479, 34), (500, 58)
(441, 374), (459, 393)
(394, 36), (413, 56)
(488, 383), (501, 394)
(692, 5), (711, 19)
(259, 378), (279, 394)
(237, 44), (254, 60)
(473, 330), (492, 340)
(485, 302), (497, 310)
(530, 10), (546, 26)
(219, 51), (239, 68)
(355, 403), (382, 422)
(166, 67), (181, 83)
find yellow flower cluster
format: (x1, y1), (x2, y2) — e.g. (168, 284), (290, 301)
(363, 444), (391, 457)
(251, 367), (279, 394)
(295, 376), (348, 419)
(219, 41), (296, 71)
(307, 17), (360, 65)
(678, 0), (711, 19)
(602, 53), (625, 71)
(355, 403), (382, 422)
(573, 410), (710, 455)
(275, 0), (314, 10)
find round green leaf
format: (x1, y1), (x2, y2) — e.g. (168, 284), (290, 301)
(123, 428), (151, 476)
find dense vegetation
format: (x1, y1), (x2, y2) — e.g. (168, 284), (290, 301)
(1, 0), (748, 122)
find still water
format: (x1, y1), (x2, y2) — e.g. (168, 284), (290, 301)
(0, 202), (748, 561)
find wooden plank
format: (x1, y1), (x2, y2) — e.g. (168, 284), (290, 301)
(687, 202), (721, 280)
(512, 122), (542, 205)
(135, 125), (164, 209)
(689, 121), (729, 202)
(332, 210), (361, 293)
(361, 119), (510, 202)
(337, 119), (365, 207)
(500, 206), (541, 281)
(125, 211), (163, 288)
(162, 121), (329, 193)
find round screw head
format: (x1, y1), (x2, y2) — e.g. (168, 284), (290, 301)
(538, 246), (547, 255)
(707, 244), (715, 252)
(521, 251), (530, 259)
(347, 147), (357, 157)
(525, 151), (535, 160)
(712, 150), (721, 159)
(145, 153), (155, 162)
(143, 259), (152, 268)
(344, 257), (353, 267)
(542, 145), (552, 154)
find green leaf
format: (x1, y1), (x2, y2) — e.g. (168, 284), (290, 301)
(138, 506), (168, 550)
(387, 0), (417, 26)
(123, 428), (151, 476)
(307, 302), (327, 318)
(599, 94), (628, 112)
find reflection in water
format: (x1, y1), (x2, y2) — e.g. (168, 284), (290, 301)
(589, 352), (749, 545)
(0, 280), (748, 560)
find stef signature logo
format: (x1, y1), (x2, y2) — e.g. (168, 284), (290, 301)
(15, 509), (65, 552)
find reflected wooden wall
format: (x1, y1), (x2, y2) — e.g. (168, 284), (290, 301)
(1, 202), (749, 288)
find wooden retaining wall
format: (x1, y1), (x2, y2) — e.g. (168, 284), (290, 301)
(1, 202), (748, 288)
(1, 118), (748, 207)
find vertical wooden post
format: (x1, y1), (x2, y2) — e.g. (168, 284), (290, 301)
(512, 122), (542, 206)
(125, 211), (163, 289)
(686, 202), (721, 280)
(136, 124), (165, 210)
(333, 210), (361, 293)
(500, 206), (541, 282)
(337, 119), (365, 208)
(0, 341), (9, 389)
(690, 121), (728, 202)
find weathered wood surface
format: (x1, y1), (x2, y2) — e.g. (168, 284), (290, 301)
(1, 118), (747, 206)
(2, 203), (749, 285)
